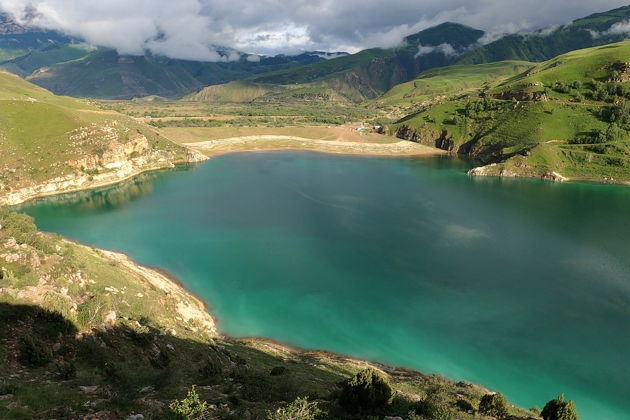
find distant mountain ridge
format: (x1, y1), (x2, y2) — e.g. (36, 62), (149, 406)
(0, 12), (348, 99)
(246, 23), (485, 102)
(2, 6), (630, 100)
(459, 5), (630, 64)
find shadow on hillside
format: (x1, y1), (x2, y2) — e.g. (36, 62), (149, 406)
(0, 302), (350, 419)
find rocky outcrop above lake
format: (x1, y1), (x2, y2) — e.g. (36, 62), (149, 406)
(468, 162), (568, 182)
(394, 125), (458, 152)
(0, 123), (207, 206)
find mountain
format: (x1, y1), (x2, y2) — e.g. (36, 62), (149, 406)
(0, 13), (347, 99)
(246, 23), (485, 102)
(2, 48), (336, 99)
(391, 40), (630, 183)
(0, 70), (204, 205)
(459, 5), (630, 64)
(0, 46), (348, 99)
(0, 13), (71, 61)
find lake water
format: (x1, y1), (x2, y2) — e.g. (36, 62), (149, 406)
(17, 152), (630, 419)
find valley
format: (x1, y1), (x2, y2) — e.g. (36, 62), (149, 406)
(1, 3), (630, 420)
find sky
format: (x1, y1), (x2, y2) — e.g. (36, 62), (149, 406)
(0, 0), (629, 61)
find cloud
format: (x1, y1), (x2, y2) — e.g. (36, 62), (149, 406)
(415, 43), (458, 58)
(588, 19), (630, 39)
(0, 0), (628, 60)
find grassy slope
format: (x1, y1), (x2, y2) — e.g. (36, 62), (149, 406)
(1, 44), (96, 77)
(0, 71), (190, 196)
(186, 81), (288, 102)
(391, 41), (630, 182)
(0, 208), (540, 419)
(376, 61), (533, 107)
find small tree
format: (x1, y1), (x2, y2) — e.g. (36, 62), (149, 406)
(169, 386), (211, 420)
(338, 368), (393, 413)
(541, 394), (579, 420)
(478, 393), (509, 418)
(415, 385), (454, 420)
(18, 335), (53, 367)
(267, 397), (322, 420)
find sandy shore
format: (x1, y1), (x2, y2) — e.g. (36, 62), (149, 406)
(183, 135), (445, 157)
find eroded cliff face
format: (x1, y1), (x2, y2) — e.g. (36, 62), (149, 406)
(0, 121), (207, 206)
(394, 125), (458, 152)
(468, 162), (568, 182)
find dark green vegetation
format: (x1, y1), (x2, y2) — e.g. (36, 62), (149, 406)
(541, 395), (579, 420)
(478, 393), (509, 418)
(460, 5), (630, 64)
(0, 208), (542, 419)
(338, 368), (393, 414)
(391, 41), (630, 182)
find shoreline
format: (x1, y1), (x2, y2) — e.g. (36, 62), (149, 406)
(7, 134), (627, 209)
(182, 135), (447, 158)
(67, 236), (450, 384)
(0, 157), (205, 207)
(2, 138), (445, 207)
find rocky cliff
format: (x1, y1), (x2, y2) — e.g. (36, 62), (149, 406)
(0, 120), (206, 206)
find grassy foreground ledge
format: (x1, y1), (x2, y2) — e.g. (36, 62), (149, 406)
(0, 208), (568, 419)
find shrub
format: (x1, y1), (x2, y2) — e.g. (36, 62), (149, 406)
(267, 397), (322, 420)
(169, 386), (211, 420)
(56, 361), (77, 380)
(18, 335), (53, 367)
(270, 366), (288, 376)
(415, 385), (454, 420)
(541, 394), (579, 420)
(339, 368), (393, 413)
(478, 393), (509, 418)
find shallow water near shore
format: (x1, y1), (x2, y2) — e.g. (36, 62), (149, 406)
(18, 151), (630, 419)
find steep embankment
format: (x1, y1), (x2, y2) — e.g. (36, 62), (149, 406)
(390, 41), (630, 183)
(0, 71), (206, 205)
(0, 208), (544, 419)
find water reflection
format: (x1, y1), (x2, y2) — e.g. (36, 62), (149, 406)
(14, 166), (194, 213)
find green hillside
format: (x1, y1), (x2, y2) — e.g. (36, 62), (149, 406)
(0, 70), (196, 204)
(0, 40), (337, 99)
(459, 5), (630, 64)
(186, 81), (288, 102)
(376, 61), (533, 107)
(248, 23), (485, 102)
(391, 41), (630, 183)
(186, 80), (352, 106)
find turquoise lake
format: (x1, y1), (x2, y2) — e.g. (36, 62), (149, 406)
(17, 152), (630, 419)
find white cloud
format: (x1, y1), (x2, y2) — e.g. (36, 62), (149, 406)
(588, 19), (630, 39)
(0, 0), (628, 60)
(415, 43), (458, 58)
